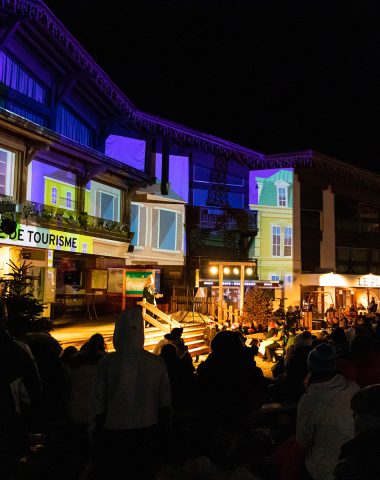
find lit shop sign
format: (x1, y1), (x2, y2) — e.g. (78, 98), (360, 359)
(201, 280), (280, 288)
(0, 223), (93, 254)
(357, 275), (380, 287)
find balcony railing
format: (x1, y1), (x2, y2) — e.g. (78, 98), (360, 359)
(189, 206), (258, 232)
(17, 201), (133, 243)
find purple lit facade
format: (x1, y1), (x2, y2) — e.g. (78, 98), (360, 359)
(2, 1), (380, 314)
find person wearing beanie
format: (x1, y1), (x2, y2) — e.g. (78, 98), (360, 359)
(296, 343), (359, 480)
(334, 384), (380, 480)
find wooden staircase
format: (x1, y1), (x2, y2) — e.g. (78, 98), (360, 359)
(137, 299), (210, 359)
(144, 324), (210, 359)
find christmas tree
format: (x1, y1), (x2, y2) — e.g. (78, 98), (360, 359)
(242, 286), (273, 330)
(0, 260), (48, 337)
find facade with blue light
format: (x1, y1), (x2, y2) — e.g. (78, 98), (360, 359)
(2, 1), (380, 317)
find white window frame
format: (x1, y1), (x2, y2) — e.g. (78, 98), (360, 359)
(272, 225), (281, 257)
(130, 202), (146, 249)
(0, 147), (15, 197)
(277, 186), (287, 207)
(99, 190), (118, 221)
(66, 191), (72, 209)
(51, 187), (57, 205)
(152, 207), (183, 253)
(284, 226), (292, 257)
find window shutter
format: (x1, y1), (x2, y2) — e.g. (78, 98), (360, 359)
(138, 206), (147, 247)
(176, 212), (184, 251)
(152, 208), (159, 248)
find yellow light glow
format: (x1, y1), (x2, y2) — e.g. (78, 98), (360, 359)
(246, 267), (253, 276)
(233, 267), (239, 275)
(210, 266), (218, 275)
(319, 273), (348, 287)
(223, 267), (231, 274)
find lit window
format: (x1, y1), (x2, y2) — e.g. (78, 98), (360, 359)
(272, 226), (281, 256)
(277, 187), (287, 207)
(51, 187), (57, 205)
(66, 191), (72, 208)
(284, 226), (292, 256)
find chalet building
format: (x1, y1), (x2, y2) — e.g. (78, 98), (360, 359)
(1, 1), (380, 319)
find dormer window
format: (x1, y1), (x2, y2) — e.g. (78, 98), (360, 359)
(275, 179), (290, 207)
(277, 187), (287, 207)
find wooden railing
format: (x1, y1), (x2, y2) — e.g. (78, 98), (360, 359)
(137, 298), (181, 333)
(171, 295), (242, 326)
(212, 302), (241, 326)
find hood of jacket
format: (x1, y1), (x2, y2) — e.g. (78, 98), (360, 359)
(309, 373), (354, 393)
(113, 306), (144, 353)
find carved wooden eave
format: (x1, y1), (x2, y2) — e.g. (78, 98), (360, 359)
(0, 109), (150, 185)
(2, 2), (379, 177)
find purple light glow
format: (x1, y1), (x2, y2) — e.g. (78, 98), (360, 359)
(105, 135), (146, 171)
(155, 153), (189, 202)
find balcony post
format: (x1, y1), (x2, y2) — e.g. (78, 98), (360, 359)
(240, 266), (245, 316)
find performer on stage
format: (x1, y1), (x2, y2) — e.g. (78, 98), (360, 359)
(142, 275), (163, 307)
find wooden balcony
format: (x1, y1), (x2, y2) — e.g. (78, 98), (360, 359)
(188, 206), (258, 233)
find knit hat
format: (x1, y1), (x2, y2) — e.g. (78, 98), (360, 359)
(307, 343), (336, 374)
(294, 331), (312, 349)
(164, 327), (183, 341)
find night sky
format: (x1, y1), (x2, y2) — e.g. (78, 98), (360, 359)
(43, 0), (379, 171)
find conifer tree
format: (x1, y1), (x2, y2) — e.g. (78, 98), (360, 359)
(0, 260), (48, 336)
(242, 286), (273, 330)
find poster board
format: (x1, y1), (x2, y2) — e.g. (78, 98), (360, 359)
(125, 270), (153, 296)
(107, 268), (124, 294)
(91, 269), (108, 290)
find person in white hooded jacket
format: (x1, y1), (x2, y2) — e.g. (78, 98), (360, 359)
(296, 343), (359, 480)
(90, 305), (171, 479)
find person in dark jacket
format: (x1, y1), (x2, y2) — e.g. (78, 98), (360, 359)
(335, 384), (380, 480)
(0, 299), (41, 480)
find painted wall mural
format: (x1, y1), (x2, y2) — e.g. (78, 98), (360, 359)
(249, 168), (294, 284)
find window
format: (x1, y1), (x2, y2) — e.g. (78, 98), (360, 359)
(85, 181), (121, 222)
(271, 275), (280, 281)
(100, 192), (116, 221)
(130, 203), (147, 247)
(56, 105), (92, 147)
(277, 187), (287, 207)
(27, 161), (77, 207)
(152, 208), (184, 251)
(66, 191), (72, 208)
(285, 275), (293, 284)
(284, 226), (292, 256)
(272, 225), (281, 256)
(82, 243), (88, 254)
(0, 147), (15, 197)
(51, 187), (57, 205)
(0, 51), (46, 103)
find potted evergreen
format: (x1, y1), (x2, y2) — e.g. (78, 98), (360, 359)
(0, 260), (50, 337)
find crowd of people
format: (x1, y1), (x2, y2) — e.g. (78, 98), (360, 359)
(2, 298), (380, 480)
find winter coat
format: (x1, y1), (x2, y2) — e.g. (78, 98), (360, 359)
(296, 374), (359, 480)
(90, 306), (171, 430)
